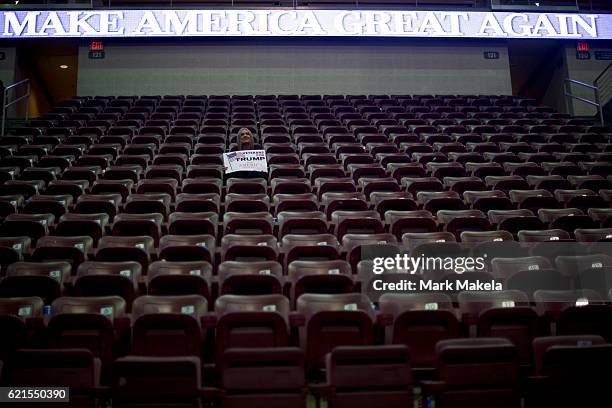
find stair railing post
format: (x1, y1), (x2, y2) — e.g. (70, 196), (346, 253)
(595, 85), (604, 126)
(1, 87), (6, 137)
(25, 80), (30, 122)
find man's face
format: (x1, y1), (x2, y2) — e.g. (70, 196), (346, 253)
(240, 131), (251, 146)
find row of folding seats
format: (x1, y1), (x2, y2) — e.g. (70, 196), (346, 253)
(24, 109), (601, 127)
(1, 184), (611, 253)
(5, 148), (612, 179)
(2, 174), (612, 215)
(1, 208), (612, 275)
(53, 94), (537, 107)
(9, 132), (608, 169)
(3, 156), (612, 199)
(16, 94), (606, 136)
(1, 189), (611, 236)
(10, 129), (610, 148)
(14, 120), (607, 146)
(4, 162), (612, 198)
(31, 111), (593, 126)
(16, 124), (604, 156)
(3, 335), (609, 408)
(1, 202), (610, 252)
(45, 99), (545, 123)
(0, 222), (610, 262)
(7, 136), (612, 161)
(4, 153), (612, 192)
(1, 291), (611, 380)
(1, 239), (612, 303)
(23, 117), (595, 143)
(26, 95), (596, 142)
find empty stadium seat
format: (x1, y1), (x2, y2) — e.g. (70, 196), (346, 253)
(458, 290), (538, 364)
(112, 356), (202, 408)
(48, 296), (128, 367)
(214, 294), (290, 364)
(5, 349), (101, 407)
(0, 261), (70, 304)
(527, 342), (612, 408)
(422, 338), (520, 408)
(318, 345), (413, 408)
(131, 295), (207, 357)
(218, 261), (283, 295)
(296, 293), (375, 376)
(379, 293), (458, 376)
(147, 261), (212, 298)
(220, 348), (306, 408)
(0, 297), (43, 362)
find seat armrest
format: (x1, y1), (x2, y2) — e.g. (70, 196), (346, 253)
(201, 313), (217, 328)
(26, 316), (45, 331)
(461, 312), (478, 326)
(114, 315), (131, 331)
(289, 312), (305, 327)
(309, 383), (332, 398)
(90, 386), (111, 399)
(200, 387), (221, 400)
(527, 375), (549, 387)
(421, 380), (447, 397)
(376, 312), (393, 326)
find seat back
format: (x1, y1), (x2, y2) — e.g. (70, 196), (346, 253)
(9, 349), (100, 406)
(112, 356), (201, 408)
(297, 293), (375, 374)
(132, 295), (207, 357)
(434, 338), (519, 408)
(48, 296), (126, 364)
(326, 345), (412, 408)
(220, 348), (305, 408)
(214, 294), (289, 364)
(379, 293), (458, 369)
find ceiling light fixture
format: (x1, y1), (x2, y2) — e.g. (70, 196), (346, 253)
(59, 65), (69, 69)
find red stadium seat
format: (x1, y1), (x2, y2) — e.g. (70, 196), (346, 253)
(48, 296), (127, 367)
(320, 345), (413, 408)
(219, 348), (306, 408)
(131, 295), (207, 357)
(422, 338), (520, 408)
(147, 261), (212, 298)
(6, 349), (102, 407)
(112, 356), (202, 408)
(214, 294), (290, 363)
(379, 293), (458, 375)
(296, 293), (375, 375)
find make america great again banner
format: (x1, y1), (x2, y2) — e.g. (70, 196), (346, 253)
(0, 10), (607, 39)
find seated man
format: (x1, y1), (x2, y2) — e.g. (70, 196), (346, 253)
(225, 128), (267, 180)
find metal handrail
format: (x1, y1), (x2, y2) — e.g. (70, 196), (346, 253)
(1, 79), (30, 137)
(592, 63), (612, 127)
(594, 62), (612, 86)
(563, 77), (604, 126)
(565, 78), (598, 90)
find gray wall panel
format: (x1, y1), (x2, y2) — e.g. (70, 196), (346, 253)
(77, 41), (512, 96)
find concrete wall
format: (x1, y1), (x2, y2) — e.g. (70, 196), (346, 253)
(0, 47), (16, 87)
(0, 47), (17, 117)
(541, 45), (570, 115)
(77, 39), (512, 96)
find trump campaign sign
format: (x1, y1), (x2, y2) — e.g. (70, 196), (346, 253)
(223, 150), (268, 174)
